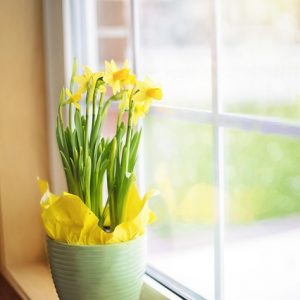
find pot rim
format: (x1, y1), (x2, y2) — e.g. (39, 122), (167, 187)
(46, 233), (146, 248)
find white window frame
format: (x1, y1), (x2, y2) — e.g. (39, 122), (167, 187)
(132, 1), (300, 299)
(58, 1), (300, 299)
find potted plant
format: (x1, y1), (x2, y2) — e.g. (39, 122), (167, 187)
(38, 59), (162, 300)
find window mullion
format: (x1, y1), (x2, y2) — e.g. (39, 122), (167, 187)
(211, 0), (225, 299)
(130, 0), (140, 76)
(149, 106), (300, 139)
(130, 0), (147, 196)
(84, 0), (98, 68)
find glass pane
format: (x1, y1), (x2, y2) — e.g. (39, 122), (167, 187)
(225, 129), (300, 300)
(98, 37), (129, 64)
(144, 116), (214, 299)
(222, 0), (300, 121)
(96, 0), (131, 66)
(97, 0), (128, 27)
(138, 0), (212, 110)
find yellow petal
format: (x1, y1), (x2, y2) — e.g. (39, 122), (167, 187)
(146, 88), (163, 100)
(99, 84), (105, 93)
(111, 60), (118, 72)
(83, 66), (93, 77)
(74, 102), (81, 109)
(65, 88), (72, 98)
(113, 68), (130, 81)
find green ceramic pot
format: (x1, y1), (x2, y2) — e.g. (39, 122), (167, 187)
(47, 235), (146, 300)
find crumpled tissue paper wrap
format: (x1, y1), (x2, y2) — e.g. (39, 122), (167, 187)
(38, 178), (158, 245)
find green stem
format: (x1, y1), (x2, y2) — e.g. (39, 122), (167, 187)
(85, 91), (90, 162)
(92, 87), (99, 126)
(69, 58), (76, 131)
(95, 182), (103, 219)
(117, 109), (124, 128)
(115, 98), (134, 224)
(59, 104), (64, 126)
(69, 104), (73, 131)
(124, 98), (134, 173)
(107, 138), (117, 230)
(85, 157), (91, 209)
(99, 92), (104, 110)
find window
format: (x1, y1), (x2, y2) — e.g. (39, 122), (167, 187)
(66, 1), (300, 299)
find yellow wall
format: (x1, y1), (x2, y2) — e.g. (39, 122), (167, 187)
(0, 0), (50, 268)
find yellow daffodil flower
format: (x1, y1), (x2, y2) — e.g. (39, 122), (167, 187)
(103, 60), (136, 94)
(74, 66), (104, 99)
(132, 101), (151, 125)
(38, 178), (157, 245)
(65, 88), (82, 109)
(119, 89), (131, 112)
(134, 77), (163, 103)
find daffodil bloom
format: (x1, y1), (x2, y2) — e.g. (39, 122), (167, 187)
(65, 88), (82, 109)
(119, 89), (131, 112)
(103, 60), (136, 94)
(133, 77), (163, 103)
(74, 66), (104, 98)
(132, 101), (151, 125)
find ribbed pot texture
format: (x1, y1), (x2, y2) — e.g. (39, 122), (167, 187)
(47, 235), (146, 300)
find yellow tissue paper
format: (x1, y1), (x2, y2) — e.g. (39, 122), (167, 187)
(38, 178), (158, 245)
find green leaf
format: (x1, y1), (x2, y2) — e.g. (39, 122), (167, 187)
(92, 138), (102, 171)
(107, 138), (117, 188)
(69, 157), (77, 178)
(118, 172), (135, 222)
(90, 106), (105, 154)
(73, 144), (79, 165)
(59, 150), (70, 170)
(55, 122), (64, 152)
(129, 129), (142, 172)
(99, 202), (109, 227)
(78, 146), (84, 175)
(120, 145), (128, 182)
(74, 109), (84, 147)
(95, 158), (109, 218)
(107, 138), (117, 229)
(84, 156), (92, 209)
(59, 150), (76, 193)
(65, 127), (73, 158)
(56, 117), (68, 156)
(101, 138), (111, 161)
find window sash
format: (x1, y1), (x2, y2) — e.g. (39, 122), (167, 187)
(129, 0), (300, 300)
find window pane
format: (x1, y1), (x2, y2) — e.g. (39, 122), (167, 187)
(98, 37), (129, 64)
(144, 116), (214, 299)
(97, 0), (128, 27)
(96, 0), (130, 66)
(225, 129), (300, 300)
(138, 0), (212, 110)
(222, 0), (300, 121)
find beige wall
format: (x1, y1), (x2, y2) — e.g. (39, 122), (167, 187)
(0, 0), (50, 269)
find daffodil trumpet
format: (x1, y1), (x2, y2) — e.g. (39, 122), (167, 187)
(41, 59), (162, 244)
